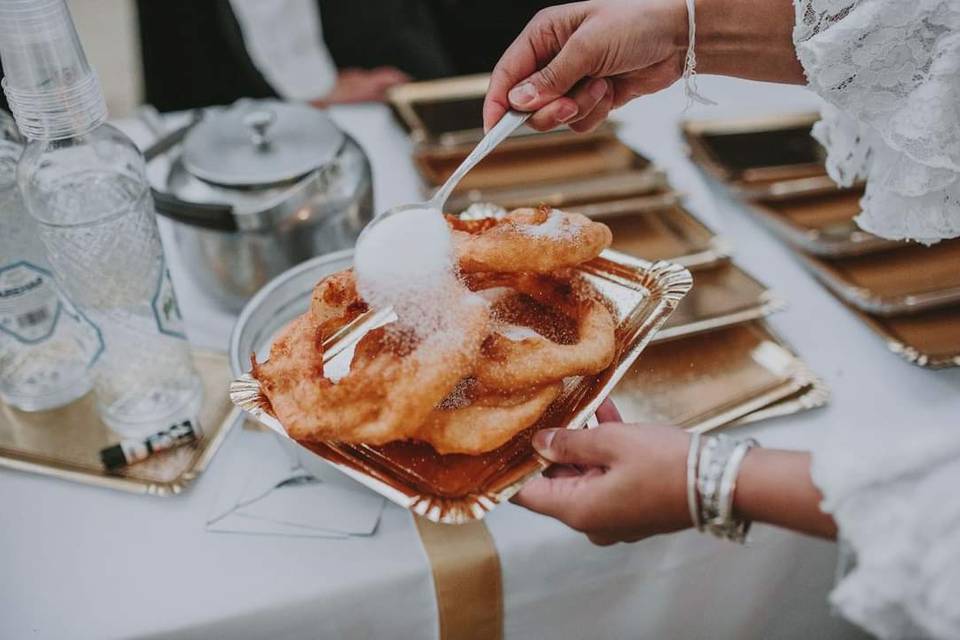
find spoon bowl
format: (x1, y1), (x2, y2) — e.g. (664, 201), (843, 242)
(358, 110), (531, 244)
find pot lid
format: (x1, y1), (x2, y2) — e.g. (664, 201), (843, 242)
(182, 99), (344, 187)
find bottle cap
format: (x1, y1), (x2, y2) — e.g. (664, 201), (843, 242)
(0, 0), (107, 140)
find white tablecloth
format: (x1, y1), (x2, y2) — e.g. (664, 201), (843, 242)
(6, 75), (957, 640)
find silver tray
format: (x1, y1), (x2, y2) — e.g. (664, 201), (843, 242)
(230, 250), (691, 523)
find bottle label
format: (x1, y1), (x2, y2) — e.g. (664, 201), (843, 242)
(62, 297), (106, 368)
(151, 261), (186, 339)
(0, 261), (62, 344)
(0, 260), (105, 365)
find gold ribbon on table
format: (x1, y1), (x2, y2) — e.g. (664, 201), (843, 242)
(414, 517), (504, 640)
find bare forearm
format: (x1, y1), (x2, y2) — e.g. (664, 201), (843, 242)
(734, 449), (837, 539)
(696, 0), (806, 84)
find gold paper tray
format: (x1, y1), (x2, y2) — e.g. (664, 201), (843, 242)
(416, 132), (641, 193)
(388, 73), (617, 148)
(446, 168), (671, 215)
(612, 321), (825, 433)
(387, 73), (491, 143)
(841, 300), (960, 368)
(800, 239), (960, 315)
(606, 202), (731, 271)
(731, 379), (831, 427)
(655, 262), (783, 342)
(0, 350), (240, 495)
(231, 251), (692, 523)
(748, 188), (898, 256)
(682, 113), (839, 199)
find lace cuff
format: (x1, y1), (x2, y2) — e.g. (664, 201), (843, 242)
(812, 455), (960, 640)
(794, 0), (960, 243)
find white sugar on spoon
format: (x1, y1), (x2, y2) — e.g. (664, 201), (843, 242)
(354, 110), (531, 330)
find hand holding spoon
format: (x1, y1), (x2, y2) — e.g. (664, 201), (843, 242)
(358, 110), (532, 238)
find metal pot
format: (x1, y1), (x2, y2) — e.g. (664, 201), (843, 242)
(145, 99), (373, 311)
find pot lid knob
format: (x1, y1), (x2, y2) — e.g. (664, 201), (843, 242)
(244, 109), (277, 150)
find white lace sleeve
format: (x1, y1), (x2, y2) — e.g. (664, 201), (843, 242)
(793, 0), (960, 243)
(810, 421), (960, 639)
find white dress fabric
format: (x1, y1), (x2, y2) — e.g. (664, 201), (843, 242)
(228, 0), (337, 101)
(793, 0), (960, 243)
(794, 2), (960, 639)
(810, 422), (960, 640)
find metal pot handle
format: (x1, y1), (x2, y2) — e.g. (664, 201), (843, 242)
(141, 109), (238, 232)
(152, 189), (238, 232)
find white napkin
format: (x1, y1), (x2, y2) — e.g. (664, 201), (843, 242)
(206, 428), (385, 538)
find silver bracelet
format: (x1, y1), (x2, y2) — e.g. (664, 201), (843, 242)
(693, 434), (759, 543)
(685, 433), (703, 531)
(696, 435), (730, 529)
(714, 438), (758, 542)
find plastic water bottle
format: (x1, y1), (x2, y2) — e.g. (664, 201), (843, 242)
(0, 110), (100, 411)
(0, 0), (202, 436)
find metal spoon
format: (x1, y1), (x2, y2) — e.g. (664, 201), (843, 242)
(358, 110), (531, 240)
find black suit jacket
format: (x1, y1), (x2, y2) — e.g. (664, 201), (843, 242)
(136, 0), (550, 112)
(0, 1), (554, 112)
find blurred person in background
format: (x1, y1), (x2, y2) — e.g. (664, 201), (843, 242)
(135, 0), (553, 112)
(136, 0), (405, 111)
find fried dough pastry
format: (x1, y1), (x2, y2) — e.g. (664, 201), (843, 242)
(417, 380), (563, 455)
(309, 268), (368, 336)
(252, 270), (490, 445)
(466, 272), (617, 392)
(251, 271), (366, 392)
(250, 206), (621, 455)
(448, 205), (612, 274)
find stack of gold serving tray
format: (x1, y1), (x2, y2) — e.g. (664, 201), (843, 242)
(684, 114), (960, 369)
(390, 77), (828, 432)
(389, 74), (669, 198)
